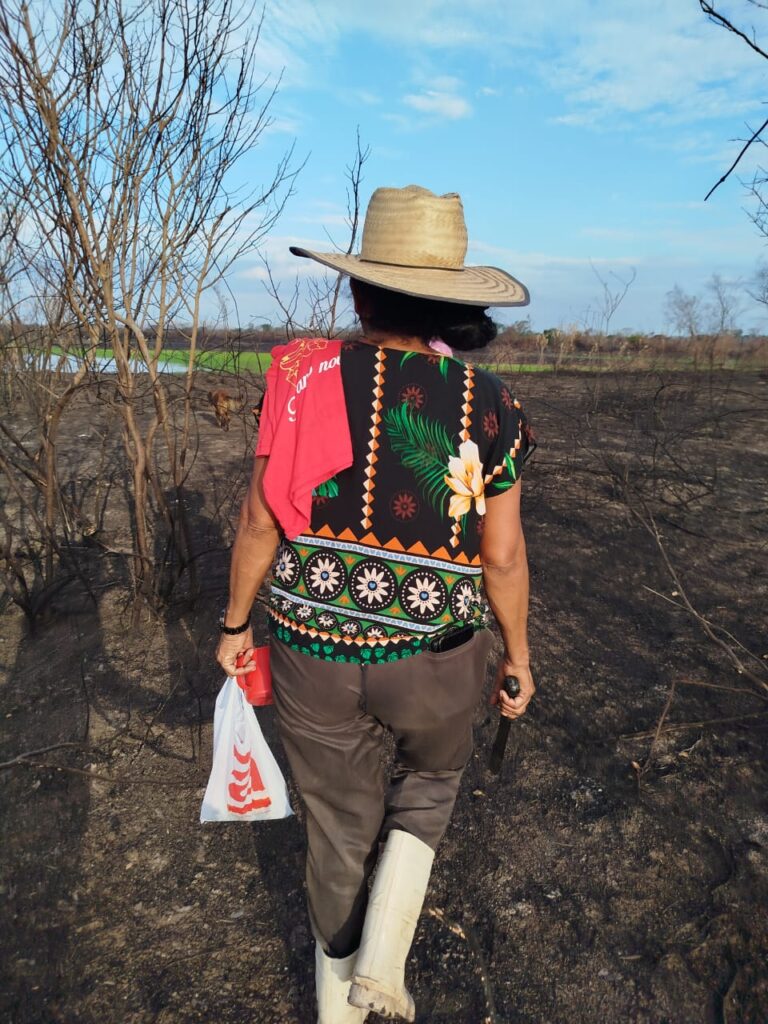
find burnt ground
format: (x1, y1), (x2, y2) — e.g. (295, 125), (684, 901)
(1, 366), (767, 1024)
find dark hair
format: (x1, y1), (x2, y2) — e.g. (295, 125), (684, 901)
(350, 278), (498, 352)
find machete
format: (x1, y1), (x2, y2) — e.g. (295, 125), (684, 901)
(489, 675), (520, 774)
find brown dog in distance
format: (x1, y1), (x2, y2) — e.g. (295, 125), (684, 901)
(207, 390), (244, 431)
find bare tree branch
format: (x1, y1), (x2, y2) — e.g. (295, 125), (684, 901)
(703, 115), (768, 200)
(699, 1), (768, 197)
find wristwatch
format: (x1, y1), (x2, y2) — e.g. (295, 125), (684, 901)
(218, 609), (251, 635)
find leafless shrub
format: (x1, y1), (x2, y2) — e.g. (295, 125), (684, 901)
(262, 130), (370, 339)
(588, 263), (637, 341)
(0, 0), (296, 614)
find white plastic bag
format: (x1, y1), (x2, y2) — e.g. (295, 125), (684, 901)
(200, 676), (293, 823)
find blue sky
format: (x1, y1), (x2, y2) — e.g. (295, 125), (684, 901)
(227, 0), (768, 333)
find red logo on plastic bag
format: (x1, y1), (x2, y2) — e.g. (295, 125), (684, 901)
(227, 744), (272, 814)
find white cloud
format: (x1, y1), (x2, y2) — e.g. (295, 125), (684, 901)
(352, 89), (381, 105)
(253, 0), (768, 135)
(238, 234), (330, 282)
(381, 112), (414, 130)
(544, 4), (768, 127)
(430, 75), (463, 92)
(295, 213), (350, 227)
(403, 90), (472, 119)
(468, 239), (636, 270)
(262, 115), (302, 136)
(552, 112), (595, 128)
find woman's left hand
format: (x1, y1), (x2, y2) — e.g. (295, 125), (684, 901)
(490, 658), (535, 720)
(216, 626), (255, 678)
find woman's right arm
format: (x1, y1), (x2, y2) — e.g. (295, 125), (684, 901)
(216, 455), (280, 677)
(480, 477), (536, 720)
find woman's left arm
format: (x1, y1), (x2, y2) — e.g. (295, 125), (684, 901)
(216, 455), (280, 676)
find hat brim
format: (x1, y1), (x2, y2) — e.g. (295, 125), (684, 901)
(289, 247), (529, 307)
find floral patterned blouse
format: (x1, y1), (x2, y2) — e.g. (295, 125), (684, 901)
(265, 341), (534, 663)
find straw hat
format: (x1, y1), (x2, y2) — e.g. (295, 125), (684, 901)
(289, 184), (529, 307)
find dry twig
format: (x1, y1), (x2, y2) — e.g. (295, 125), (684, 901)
(631, 503), (768, 695)
(0, 741), (84, 770)
(0, 756), (201, 787)
(426, 905), (499, 1024)
(619, 709), (768, 740)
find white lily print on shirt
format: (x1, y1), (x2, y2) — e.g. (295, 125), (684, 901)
(444, 440), (486, 519)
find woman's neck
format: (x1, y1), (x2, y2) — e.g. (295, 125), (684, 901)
(358, 327), (431, 353)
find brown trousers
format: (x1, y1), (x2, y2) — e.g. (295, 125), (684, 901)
(270, 629), (494, 957)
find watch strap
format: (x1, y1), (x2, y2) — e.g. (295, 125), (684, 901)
(219, 612), (251, 635)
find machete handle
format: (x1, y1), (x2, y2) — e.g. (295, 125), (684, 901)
(502, 675), (521, 699)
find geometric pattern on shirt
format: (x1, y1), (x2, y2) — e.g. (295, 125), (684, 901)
(484, 408), (525, 489)
(268, 571), (484, 649)
(268, 595), (429, 645)
(459, 363), (475, 442)
(268, 617), (426, 665)
(269, 538), (484, 650)
(299, 524), (482, 567)
(451, 363), (476, 549)
(361, 347), (387, 531)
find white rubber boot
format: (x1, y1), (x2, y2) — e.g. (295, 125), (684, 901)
(348, 829), (435, 1022)
(315, 942), (368, 1024)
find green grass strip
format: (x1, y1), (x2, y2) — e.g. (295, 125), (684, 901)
(43, 345), (272, 373)
(34, 347), (764, 376)
(477, 363), (555, 373)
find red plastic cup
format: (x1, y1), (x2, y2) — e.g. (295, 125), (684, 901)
(235, 646), (273, 706)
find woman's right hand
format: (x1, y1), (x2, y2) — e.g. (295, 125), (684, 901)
(216, 626), (255, 678)
(490, 659), (535, 720)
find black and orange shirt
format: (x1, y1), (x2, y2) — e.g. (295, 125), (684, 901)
(265, 341), (533, 663)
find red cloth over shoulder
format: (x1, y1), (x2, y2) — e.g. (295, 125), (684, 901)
(255, 338), (352, 539)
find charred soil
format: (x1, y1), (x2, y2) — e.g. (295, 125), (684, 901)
(1, 367), (767, 1023)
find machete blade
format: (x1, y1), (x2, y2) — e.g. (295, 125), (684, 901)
(488, 675), (520, 775)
